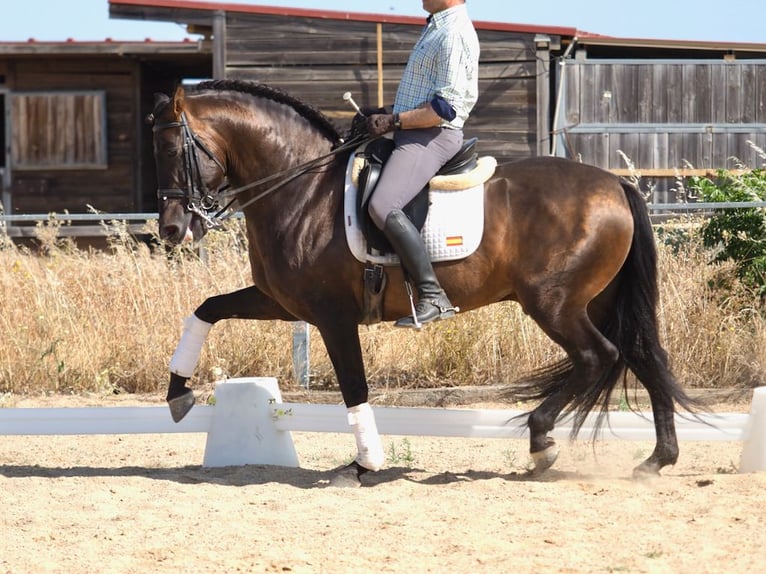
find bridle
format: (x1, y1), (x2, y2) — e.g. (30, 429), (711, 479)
(152, 109), (371, 229)
(153, 111), (229, 228)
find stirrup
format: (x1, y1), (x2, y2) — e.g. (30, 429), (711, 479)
(395, 283), (458, 329)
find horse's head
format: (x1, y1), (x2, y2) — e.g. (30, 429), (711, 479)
(147, 85), (228, 244)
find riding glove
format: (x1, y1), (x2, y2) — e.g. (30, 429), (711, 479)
(366, 114), (400, 137)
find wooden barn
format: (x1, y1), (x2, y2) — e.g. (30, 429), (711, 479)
(109, 0), (569, 162)
(110, 0), (766, 201)
(0, 37), (210, 235)
(4, 0), (766, 234)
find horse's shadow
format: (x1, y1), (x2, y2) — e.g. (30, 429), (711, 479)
(0, 463), (574, 488)
(0, 463), (334, 489)
(381, 466), (575, 485)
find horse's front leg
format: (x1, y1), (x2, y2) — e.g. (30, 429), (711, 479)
(166, 285), (296, 422)
(315, 317), (384, 488)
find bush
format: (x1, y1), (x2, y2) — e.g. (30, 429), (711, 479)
(690, 167), (766, 299)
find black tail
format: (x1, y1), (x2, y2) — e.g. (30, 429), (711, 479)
(504, 179), (699, 436)
(611, 180), (698, 415)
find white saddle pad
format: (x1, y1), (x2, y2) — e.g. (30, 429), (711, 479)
(343, 149), (495, 266)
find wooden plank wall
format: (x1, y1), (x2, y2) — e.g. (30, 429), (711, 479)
(224, 13), (541, 162)
(11, 92), (107, 169)
(563, 60), (766, 172)
(6, 57), (138, 214)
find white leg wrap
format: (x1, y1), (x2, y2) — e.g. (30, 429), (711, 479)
(348, 403), (385, 472)
(169, 314), (213, 378)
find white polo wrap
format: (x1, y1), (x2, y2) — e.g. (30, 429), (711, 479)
(169, 314), (213, 378)
(347, 402), (385, 472)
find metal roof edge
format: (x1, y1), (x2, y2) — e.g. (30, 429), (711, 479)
(0, 39), (211, 55)
(105, 0), (766, 52)
(576, 33), (766, 52)
(108, 0), (578, 37)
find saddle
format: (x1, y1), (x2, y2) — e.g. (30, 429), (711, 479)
(355, 137), (479, 253)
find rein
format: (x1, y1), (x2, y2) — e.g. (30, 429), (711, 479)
(154, 110), (370, 229)
(213, 133), (369, 221)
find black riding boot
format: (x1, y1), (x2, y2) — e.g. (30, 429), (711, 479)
(382, 210), (457, 328)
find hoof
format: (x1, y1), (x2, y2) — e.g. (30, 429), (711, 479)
(632, 461), (662, 479)
(329, 461), (370, 488)
(530, 442), (560, 475)
(168, 389), (195, 423)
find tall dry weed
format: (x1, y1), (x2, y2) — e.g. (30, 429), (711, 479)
(0, 219), (763, 396)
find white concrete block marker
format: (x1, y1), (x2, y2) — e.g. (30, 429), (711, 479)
(739, 386), (766, 473)
(202, 377), (299, 468)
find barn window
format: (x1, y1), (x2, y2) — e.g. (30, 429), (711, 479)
(11, 91), (107, 170)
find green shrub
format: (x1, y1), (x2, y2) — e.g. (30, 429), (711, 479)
(690, 168), (766, 299)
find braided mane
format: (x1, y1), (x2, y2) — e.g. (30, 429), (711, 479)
(192, 79), (341, 142)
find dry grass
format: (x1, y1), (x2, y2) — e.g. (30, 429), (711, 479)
(1, 218), (764, 397)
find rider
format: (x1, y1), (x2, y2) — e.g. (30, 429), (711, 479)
(365, 0), (480, 328)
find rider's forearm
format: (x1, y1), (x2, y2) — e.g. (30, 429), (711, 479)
(398, 104), (443, 129)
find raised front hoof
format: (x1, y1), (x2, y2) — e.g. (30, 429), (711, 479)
(329, 461), (371, 488)
(167, 389), (195, 423)
(529, 442), (560, 475)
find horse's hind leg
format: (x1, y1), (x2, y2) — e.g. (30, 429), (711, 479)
(166, 285), (296, 422)
(634, 387), (678, 476)
(523, 309), (621, 474)
(625, 347), (681, 476)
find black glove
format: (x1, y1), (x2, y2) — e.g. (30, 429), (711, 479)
(349, 112), (369, 139)
(366, 114), (397, 137)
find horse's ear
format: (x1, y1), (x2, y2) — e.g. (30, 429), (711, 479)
(172, 84), (186, 117)
(145, 92), (170, 125)
(153, 92), (170, 109)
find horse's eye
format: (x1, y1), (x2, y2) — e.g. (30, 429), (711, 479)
(167, 148), (179, 158)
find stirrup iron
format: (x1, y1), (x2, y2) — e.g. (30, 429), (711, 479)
(404, 280), (422, 330)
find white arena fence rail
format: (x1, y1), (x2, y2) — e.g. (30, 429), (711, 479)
(1, 378), (764, 473)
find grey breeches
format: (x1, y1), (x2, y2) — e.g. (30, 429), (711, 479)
(368, 127), (463, 230)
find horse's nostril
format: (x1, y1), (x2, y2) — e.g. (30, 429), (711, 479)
(162, 225), (180, 239)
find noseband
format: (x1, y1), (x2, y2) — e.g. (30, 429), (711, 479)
(153, 112), (228, 227)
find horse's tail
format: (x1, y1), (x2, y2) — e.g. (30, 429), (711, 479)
(504, 178), (699, 436)
(608, 179), (699, 416)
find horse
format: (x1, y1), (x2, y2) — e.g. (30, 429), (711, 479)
(148, 79), (697, 486)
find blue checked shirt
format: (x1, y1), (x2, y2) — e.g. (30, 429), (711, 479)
(393, 4), (480, 129)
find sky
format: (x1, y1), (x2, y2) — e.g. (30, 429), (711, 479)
(0, 0), (764, 45)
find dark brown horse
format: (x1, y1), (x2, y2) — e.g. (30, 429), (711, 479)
(149, 80), (696, 485)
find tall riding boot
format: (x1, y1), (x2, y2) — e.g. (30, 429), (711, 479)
(382, 209), (457, 328)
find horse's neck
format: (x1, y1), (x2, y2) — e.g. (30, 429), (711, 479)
(232, 118), (343, 262)
(242, 158), (344, 271)
(225, 100), (333, 180)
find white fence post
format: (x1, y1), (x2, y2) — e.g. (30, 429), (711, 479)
(291, 321), (310, 389)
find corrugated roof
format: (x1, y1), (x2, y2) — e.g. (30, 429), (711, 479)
(108, 0), (766, 53)
(5, 0), (758, 55)
(108, 0), (581, 37)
